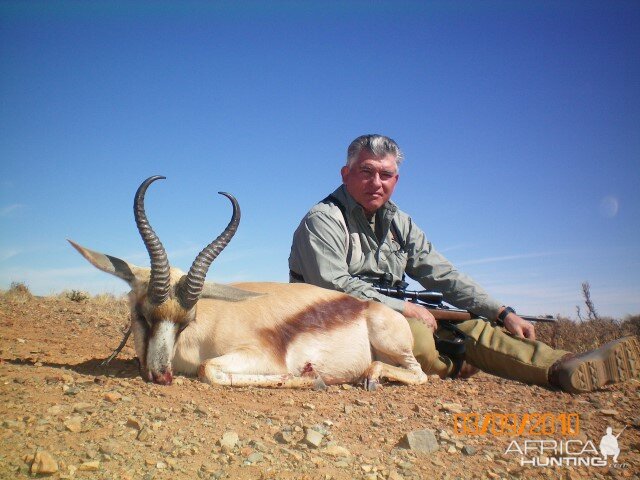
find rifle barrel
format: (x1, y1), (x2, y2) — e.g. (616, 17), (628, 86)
(427, 308), (556, 324)
(373, 286), (556, 323)
(519, 314), (556, 323)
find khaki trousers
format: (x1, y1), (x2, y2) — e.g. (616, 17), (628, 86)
(407, 317), (570, 386)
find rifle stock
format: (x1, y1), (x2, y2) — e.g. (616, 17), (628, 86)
(427, 308), (477, 322)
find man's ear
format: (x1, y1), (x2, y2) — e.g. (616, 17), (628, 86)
(340, 165), (350, 184)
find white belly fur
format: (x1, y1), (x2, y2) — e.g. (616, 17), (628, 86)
(285, 321), (372, 385)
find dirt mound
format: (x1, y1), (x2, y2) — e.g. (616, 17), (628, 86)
(0, 293), (638, 479)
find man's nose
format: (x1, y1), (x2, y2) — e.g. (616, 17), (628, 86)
(368, 172), (383, 187)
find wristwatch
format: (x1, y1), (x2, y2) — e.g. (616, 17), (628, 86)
(497, 306), (516, 325)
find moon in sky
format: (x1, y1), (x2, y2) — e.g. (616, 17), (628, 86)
(599, 196), (619, 218)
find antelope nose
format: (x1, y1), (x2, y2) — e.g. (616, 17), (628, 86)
(151, 370), (173, 385)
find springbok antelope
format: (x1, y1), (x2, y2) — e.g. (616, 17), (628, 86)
(69, 176), (427, 390)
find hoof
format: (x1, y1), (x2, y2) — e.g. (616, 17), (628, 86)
(364, 378), (380, 391)
(313, 376), (327, 391)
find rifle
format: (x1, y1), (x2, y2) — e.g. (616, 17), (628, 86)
(367, 275), (556, 324)
(365, 275), (556, 378)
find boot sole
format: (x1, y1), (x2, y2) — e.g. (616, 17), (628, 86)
(562, 336), (640, 393)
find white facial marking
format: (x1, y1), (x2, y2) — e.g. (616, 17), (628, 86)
(147, 320), (178, 374)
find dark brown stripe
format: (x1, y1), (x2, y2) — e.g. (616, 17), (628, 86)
(259, 296), (367, 364)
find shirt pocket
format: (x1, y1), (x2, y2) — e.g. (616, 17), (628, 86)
(381, 238), (407, 272)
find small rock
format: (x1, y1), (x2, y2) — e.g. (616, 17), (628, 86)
(137, 427), (152, 442)
(78, 460), (100, 471)
(388, 470), (405, 480)
(343, 405), (354, 415)
(126, 417), (143, 430)
(72, 402), (93, 413)
(85, 447), (99, 459)
(355, 399), (369, 406)
(246, 452), (263, 463)
(600, 409), (619, 417)
(440, 402), (464, 414)
(47, 405), (63, 415)
(4, 419), (24, 431)
(274, 431), (295, 444)
(63, 386), (81, 396)
(219, 431), (239, 451)
(462, 445), (476, 456)
(303, 403), (316, 410)
(64, 417), (83, 433)
(104, 392), (122, 403)
(99, 441), (119, 455)
(195, 405), (208, 416)
(323, 445), (351, 457)
(304, 428), (324, 448)
(309, 424), (330, 436)
(30, 450), (58, 475)
(403, 459), (417, 469)
(400, 429), (439, 454)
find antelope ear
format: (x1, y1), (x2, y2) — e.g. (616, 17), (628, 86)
(199, 281), (264, 302)
(68, 239), (146, 287)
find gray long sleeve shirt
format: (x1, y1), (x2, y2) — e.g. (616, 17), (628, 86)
(288, 185), (503, 320)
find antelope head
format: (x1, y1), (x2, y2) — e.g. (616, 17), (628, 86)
(69, 176), (242, 385)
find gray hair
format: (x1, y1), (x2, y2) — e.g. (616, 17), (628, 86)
(346, 134), (404, 168)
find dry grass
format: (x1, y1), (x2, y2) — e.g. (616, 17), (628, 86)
(536, 315), (639, 352)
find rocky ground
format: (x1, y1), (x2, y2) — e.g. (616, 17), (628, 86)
(0, 292), (638, 480)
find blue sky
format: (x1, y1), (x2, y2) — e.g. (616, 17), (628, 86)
(1, 1), (639, 318)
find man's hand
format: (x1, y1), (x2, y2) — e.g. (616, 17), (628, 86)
(502, 311), (536, 340)
(403, 301), (437, 330)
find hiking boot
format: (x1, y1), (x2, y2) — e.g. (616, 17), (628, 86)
(549, 336), (640, 393)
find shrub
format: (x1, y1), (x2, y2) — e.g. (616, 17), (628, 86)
(66, 290), (90, 302)
(3, 282), (33, 302)
(9, 281), (31, 294)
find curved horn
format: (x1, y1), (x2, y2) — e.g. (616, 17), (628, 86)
(134, 176), (171, 305)
(179, 192), (240, 310)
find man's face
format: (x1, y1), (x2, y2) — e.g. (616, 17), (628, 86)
(341, 149), (399, 216)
